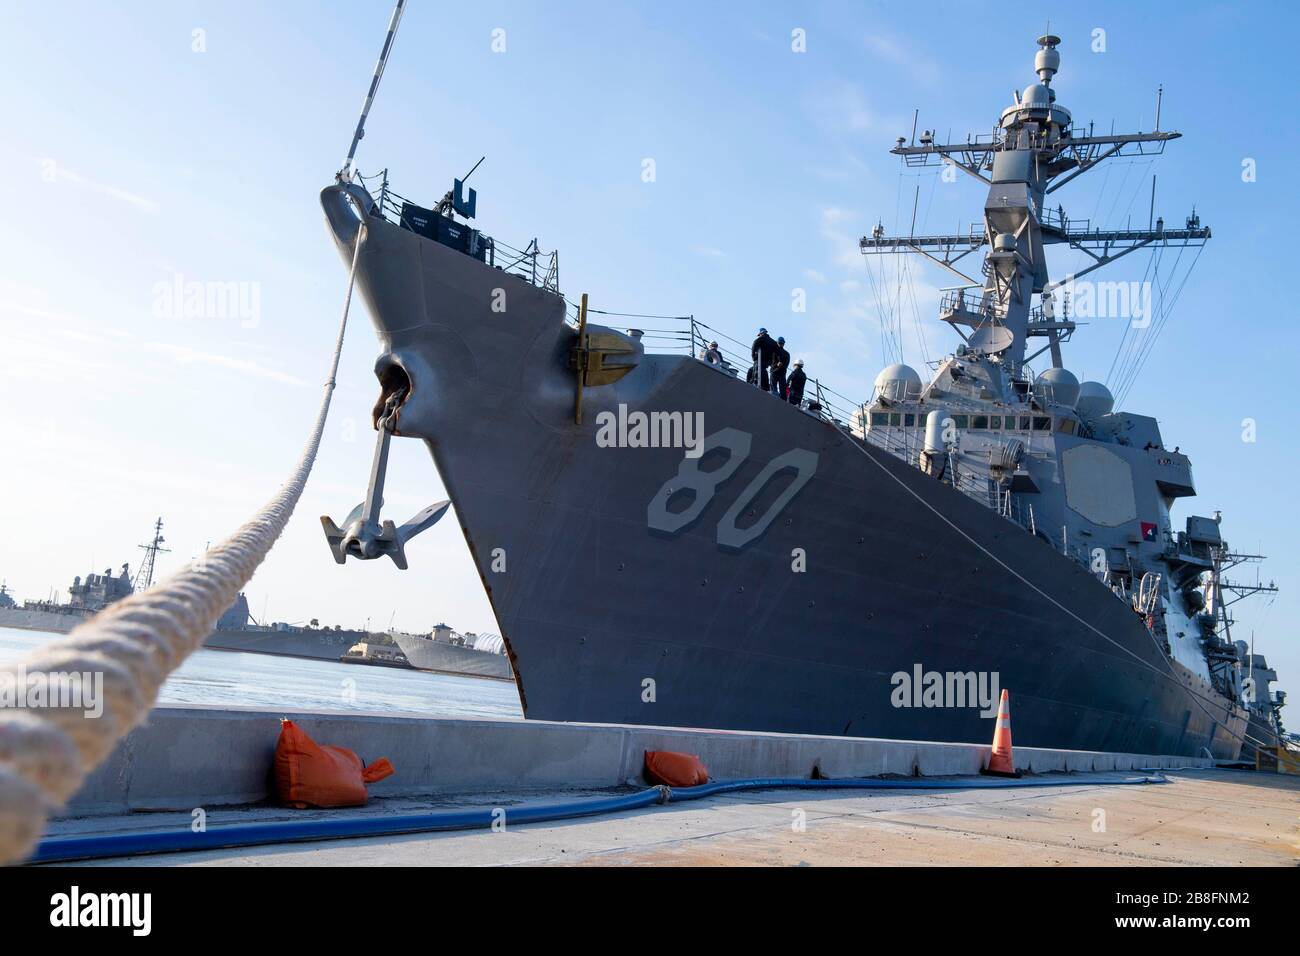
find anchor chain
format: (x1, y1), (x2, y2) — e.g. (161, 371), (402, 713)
(319, 380), (450, 571)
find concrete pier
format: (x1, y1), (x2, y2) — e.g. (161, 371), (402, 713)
(63, 704), (1210, 817)
(42, 770), (1299, 867)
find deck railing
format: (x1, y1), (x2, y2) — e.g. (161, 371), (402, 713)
(564, 311), (1115, 579)
(358, 170), (561, 294)
(596, 313), (1042, 523)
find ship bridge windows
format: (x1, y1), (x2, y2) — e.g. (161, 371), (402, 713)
(869, 411), (910, 428)
(920, 412), (1059, 433)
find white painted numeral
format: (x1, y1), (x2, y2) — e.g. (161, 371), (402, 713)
(717, 448), (819, 549)
(647, 429), (819, 547)
(646, 427), (751, 533)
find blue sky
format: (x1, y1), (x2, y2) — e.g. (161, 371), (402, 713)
(1, 1), (1296, 696)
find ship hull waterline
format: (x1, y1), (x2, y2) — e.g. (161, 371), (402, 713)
(390, 632), (514, 681)
(322, 184), (1247, 761)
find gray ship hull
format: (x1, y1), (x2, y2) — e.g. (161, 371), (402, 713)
(0, 607), (357, 664)
(323, 185), (1248, 760)
(1240, 711), (1283, 765)
(202, 629), (361, 662)
(0, 608), (84, 634)
(390, 633), (513, 680)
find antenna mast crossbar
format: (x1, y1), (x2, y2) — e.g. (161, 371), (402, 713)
(862, 34), (1209, 376)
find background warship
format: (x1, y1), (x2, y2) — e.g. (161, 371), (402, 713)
(0, 518), (509, 680)
(390, 624), (513, 680)
(320, 34), (1285, 760)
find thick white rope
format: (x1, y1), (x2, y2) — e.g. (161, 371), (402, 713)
(0, 224), (367, 865)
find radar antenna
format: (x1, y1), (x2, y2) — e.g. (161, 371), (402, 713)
(134, 517), (171, 592)
(860, 35), (1211, 377)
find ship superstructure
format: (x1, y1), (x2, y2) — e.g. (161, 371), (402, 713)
(320, 34), (1281, 759)
(855, 35), (1277, 736)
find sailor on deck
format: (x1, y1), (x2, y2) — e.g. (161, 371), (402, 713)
(787, 359), (807, 405)
(771, 336), (790, 397)
(751, 328), (777, 391)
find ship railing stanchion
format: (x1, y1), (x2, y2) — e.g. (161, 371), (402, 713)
(573, 293), (589, 425)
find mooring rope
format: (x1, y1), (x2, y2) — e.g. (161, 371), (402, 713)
(0, 224), (368, 865)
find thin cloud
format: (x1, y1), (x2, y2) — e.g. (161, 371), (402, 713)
(147, 342), (308, 387)
(805, 83), (892, 138)
(45, 161), (160, 213)
(0, 300), (83, 323)
(820, 205), (866, 271)
(863, 34), (941, 86)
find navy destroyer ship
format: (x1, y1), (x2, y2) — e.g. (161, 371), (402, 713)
(1, 520), (409, 669)
(320, 34), (1283, 759)
(0, 565), (135, 633)
(390, 624), (513, 681)
(0, 519), (158, 633)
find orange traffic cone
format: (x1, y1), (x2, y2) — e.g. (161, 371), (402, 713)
(981, 689), (1021, 778)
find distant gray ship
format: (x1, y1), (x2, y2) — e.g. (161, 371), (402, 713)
(201, 593), (371, 663)
(0, 564), (135, 634)
(321, 34), (1280, 759)
(1236, 644), (1289, 765)
(0, 562), (368, 663)
(390, 623), (513, 681)
(0, 521), (511, 681)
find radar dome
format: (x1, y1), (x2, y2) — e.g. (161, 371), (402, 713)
(1075, 381), (1114, 421)
(1034, 367), (1080, 407)
(1022, 83), (1052, 108)
(874, 363), (922, 401)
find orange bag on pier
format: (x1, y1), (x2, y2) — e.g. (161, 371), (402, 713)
(643, 750), (709, 787)
(274, 719), (395, 809)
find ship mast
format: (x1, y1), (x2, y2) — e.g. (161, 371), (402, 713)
(1208, 546), (1279, 641)
(861, 35), (1211, 379)
(133, 517), (170, 592)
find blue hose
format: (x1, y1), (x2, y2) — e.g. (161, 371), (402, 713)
(28, 788), (669, 864)
(668, 773), (1163, 801)
(27, 774), (1163, 864)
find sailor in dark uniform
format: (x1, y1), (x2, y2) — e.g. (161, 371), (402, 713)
(751, 327), (777, 391)
(770, 336), (790, 397)
(787, 359), (807, 405)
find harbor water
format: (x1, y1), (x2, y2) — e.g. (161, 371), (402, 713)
(0, 626), (522, 720)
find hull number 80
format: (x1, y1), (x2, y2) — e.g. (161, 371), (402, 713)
(646, 427), (818, 549)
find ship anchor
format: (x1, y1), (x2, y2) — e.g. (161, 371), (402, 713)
(321, 388), (450, 570)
